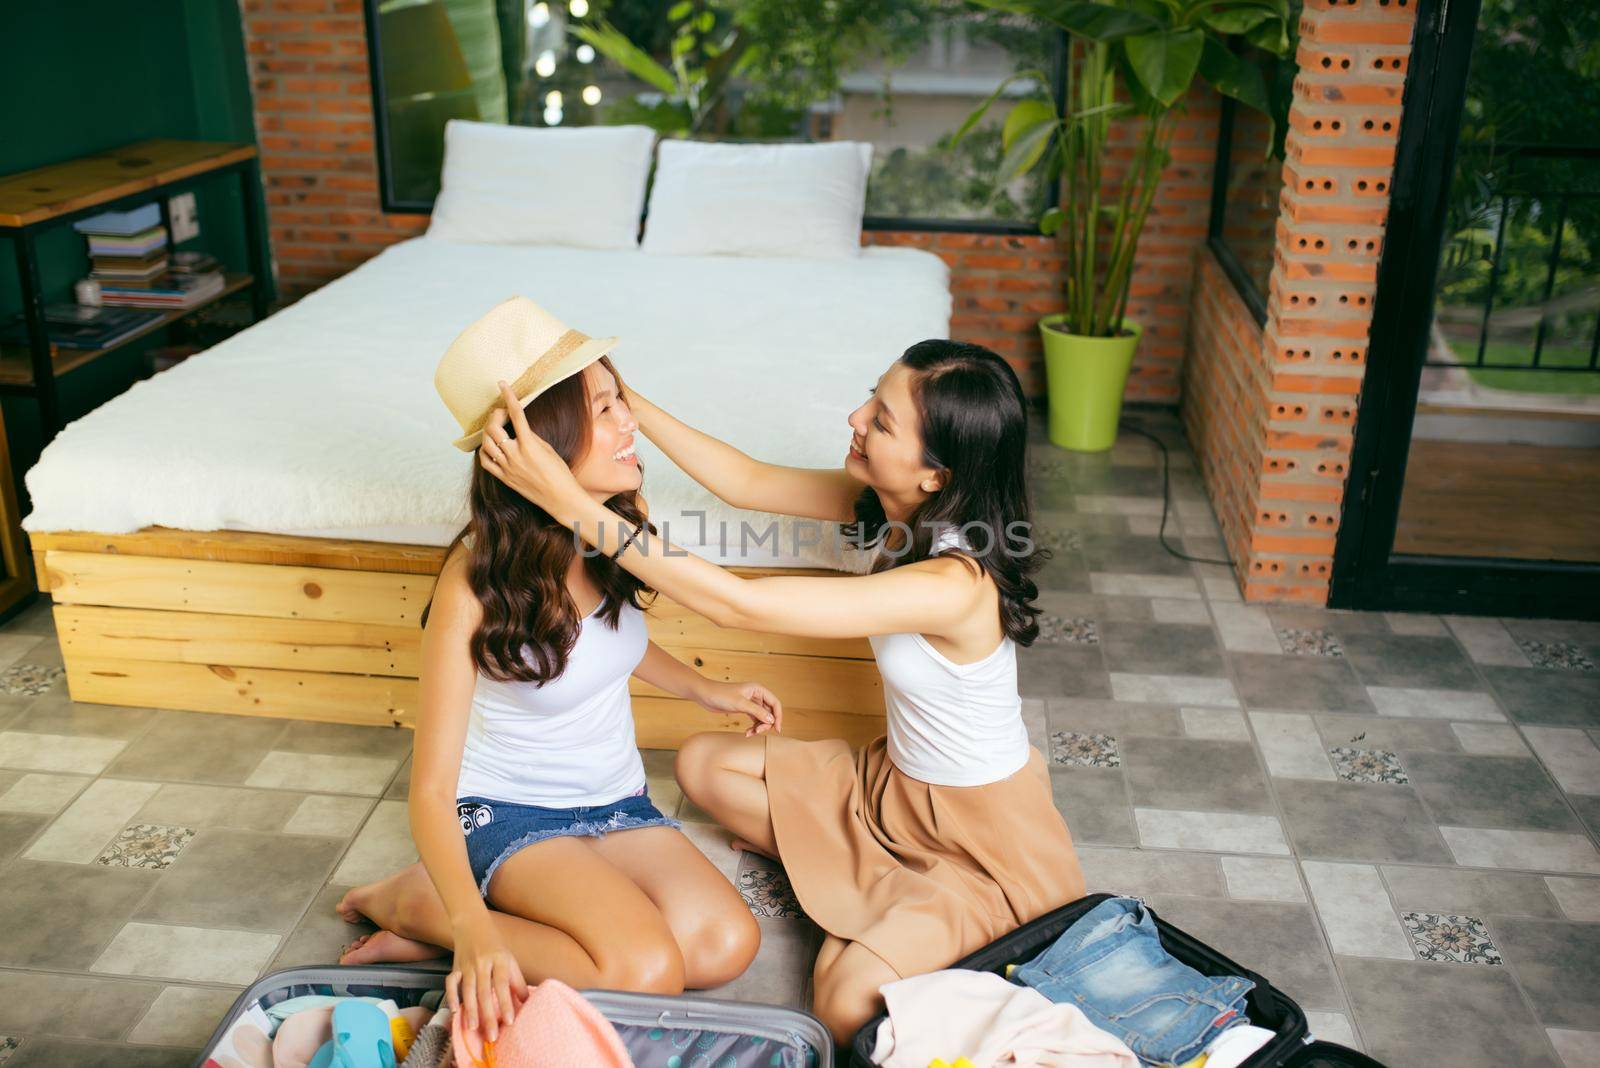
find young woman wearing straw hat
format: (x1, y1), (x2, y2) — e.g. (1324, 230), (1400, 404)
(480, 338), (1088, 1044)
(334, 298), (780, 1043)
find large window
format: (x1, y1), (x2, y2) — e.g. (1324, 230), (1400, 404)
(363, 0), (1062, 230)
(1205, 19), (1300, 322)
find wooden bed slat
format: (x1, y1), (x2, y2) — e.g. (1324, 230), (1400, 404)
(55, 604), (420, 677)
(30, 528), (448, 575)
(642, 643), (881, 714)
(65, 655), (418, 728)
(645, 595), (870, 659)
(44, 551), (430, 626)
(631, 697), (884, 749)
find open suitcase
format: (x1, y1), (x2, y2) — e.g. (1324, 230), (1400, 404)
(196, 963), (831, 1067)
(849, 893), (1384, 1068)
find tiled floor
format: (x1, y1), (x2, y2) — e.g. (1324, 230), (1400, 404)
(0, 418), (1597, 1065)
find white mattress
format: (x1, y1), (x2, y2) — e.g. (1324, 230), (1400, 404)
(23, 237), (950, 569)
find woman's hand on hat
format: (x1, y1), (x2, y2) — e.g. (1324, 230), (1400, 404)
(480, 381), (583, 513)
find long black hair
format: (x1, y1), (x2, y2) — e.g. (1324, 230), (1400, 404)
(849, 339), (1044, 645)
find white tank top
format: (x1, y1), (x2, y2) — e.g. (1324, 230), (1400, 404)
(862, 528), (1031, 787)
(455, 600), (649, 807)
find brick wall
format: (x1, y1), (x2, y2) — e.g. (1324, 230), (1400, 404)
(239, 0), (1217, 404)
(1181, 0), (1416, 604)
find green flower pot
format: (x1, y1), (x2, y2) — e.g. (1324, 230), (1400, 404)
(1039, 315), (1143, 452)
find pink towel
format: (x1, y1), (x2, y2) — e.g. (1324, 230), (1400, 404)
(870, 970), (1139, 1068)
(451, 979), (632, 1068)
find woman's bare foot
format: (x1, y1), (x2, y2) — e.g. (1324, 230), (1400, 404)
(335, 885), (369, 925)
(336, 862), (427, 925)
(731, 837), (778, 861)
(339, 929), (448, 966)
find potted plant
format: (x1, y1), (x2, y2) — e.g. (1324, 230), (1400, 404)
(959, 0), (1293, 451)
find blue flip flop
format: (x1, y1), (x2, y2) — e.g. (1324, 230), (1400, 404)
(307, 1000), (396, 1068)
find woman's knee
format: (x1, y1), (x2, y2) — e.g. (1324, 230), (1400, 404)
(679, 900), (760, 988)
(674, 731), (727, 802)
(812, 945), (894, 1046)
(592, 930), (687, 995)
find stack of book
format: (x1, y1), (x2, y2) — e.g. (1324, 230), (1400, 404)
(74, 203), (168, 283)
(73, 205), (227, 310)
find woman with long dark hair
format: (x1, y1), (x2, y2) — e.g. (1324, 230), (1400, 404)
(481, 338), (1087, 1043)
(334, 299), (778, 1043)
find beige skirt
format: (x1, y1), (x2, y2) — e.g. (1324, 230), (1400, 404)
(764, 734), (1087, 979)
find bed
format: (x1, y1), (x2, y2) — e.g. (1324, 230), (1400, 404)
(24, 235), (951, 745)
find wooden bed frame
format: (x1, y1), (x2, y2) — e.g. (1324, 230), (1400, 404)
(30, 527), (885, 749)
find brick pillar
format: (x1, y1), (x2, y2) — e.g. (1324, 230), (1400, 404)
(1184, 0), (1418, 603)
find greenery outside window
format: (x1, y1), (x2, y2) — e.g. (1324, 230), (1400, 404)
(362, 0), (1066, 232)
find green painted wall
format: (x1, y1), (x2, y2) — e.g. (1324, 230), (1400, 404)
(0, 0), (269, 499)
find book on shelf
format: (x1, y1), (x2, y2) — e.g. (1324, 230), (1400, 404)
(0, 304), (164, 353)
(86, 225), (168, 258)
(72, 202), (161, 237)
(91, 257), (170, 282)
(97, 270), (226, 309)
(169, 250), (220, 276)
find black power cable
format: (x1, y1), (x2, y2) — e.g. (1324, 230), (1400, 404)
(1117, 417), (1234, 568)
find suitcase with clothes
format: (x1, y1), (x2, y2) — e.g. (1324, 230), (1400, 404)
(196, 963), (831, 1067)
(849, 893), (1383, 1068)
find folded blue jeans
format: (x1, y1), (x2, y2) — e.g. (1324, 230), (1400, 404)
(1015, 897), (1254, 1066)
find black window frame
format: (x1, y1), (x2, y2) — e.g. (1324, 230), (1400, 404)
(361, 1), (1067, 235)
(1205, 94), (1270, 326)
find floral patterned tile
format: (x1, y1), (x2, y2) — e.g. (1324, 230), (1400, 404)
(1036, 528), (1084, 554)
(1037, 614), (1099, 646)
(737, 855), (804, 919)
(1278, 628), (1344, 658)
(1402, 912), (1503, 966)
(0, 664), (65, 697)
(1518, 640), (1596, 673)
(1050, 730), (1121, 769)
(0, 1035), (17, 1065)
(1330, 747), (1410, 785)
(95, 823), (197, 870)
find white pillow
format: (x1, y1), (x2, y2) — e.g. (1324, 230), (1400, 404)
(427, 120), (655, 249)
(641, 140), (873, 259)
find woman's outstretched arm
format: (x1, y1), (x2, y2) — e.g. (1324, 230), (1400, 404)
(628, 389), (862, 522)
(482, 388), (984, 642)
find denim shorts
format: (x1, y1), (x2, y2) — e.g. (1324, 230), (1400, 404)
(456, 789), (680, 897)
(1015, 896), (1254, 1066)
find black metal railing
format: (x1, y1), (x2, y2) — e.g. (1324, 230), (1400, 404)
(1428, 143), (1600, 373)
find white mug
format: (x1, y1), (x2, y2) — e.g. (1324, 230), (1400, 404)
(75, 278), (102, 307)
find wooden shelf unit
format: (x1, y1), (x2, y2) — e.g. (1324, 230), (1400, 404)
(0, 139), (272, 616)
(0, 273), (254, 387)
(0, 139), (271, 437)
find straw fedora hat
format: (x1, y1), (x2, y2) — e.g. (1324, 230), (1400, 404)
(436, 296), (619, 451)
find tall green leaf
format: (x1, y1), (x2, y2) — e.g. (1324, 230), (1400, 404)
(1201, 6), (1276, 34)
(951, 69), (1051, 145)
(997, 111), (1058, 181)
(574, 23), (678, 96)
(1002, 99), (1057, 150)
(1197, 36), (1269, 112)
(1123, 28), (1204, 107)
(1245, 14), (1291, 55)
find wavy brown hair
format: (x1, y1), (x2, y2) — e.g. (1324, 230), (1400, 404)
(422, 355), (654, 683)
